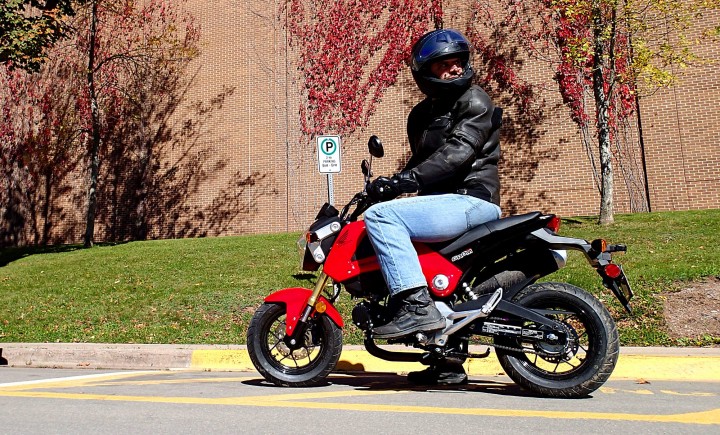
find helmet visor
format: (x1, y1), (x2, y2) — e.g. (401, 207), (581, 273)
(414, 29), (471, 71)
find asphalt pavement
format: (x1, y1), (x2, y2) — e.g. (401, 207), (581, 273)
(1, 343), (718, 381)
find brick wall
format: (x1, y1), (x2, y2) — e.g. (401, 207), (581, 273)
(6, 1), (719, 245)
(95, 0), (720, 239)
(638, 9), (720, 211)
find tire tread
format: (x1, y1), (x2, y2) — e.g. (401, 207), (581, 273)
(247, 303), (343, 387)
(495, 282), (619, 398)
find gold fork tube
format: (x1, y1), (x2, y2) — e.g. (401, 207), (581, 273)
(307, 272), (330, 308)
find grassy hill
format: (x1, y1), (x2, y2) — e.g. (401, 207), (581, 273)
(1, 209), (718, 346)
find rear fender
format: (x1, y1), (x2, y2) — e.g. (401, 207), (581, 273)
(264, 287), (344, 335)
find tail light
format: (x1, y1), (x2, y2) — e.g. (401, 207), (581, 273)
(603, 263), (622, 279)
(546, 215), (561, 233)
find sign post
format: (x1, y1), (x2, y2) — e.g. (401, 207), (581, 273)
(317, 135), (341, 205)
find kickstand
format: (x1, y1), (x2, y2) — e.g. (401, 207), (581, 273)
(468, 347), (491, 359)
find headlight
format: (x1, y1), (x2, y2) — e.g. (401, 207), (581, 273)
(297, 220), (342, 271)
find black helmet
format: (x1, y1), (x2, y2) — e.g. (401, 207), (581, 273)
(410, 29), (474, 98)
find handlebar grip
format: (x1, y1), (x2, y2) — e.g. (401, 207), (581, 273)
(607, 244), (627, 253)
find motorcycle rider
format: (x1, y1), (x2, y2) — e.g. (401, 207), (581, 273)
(364, 28), (502, 384)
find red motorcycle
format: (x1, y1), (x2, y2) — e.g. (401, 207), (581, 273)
(247, 136), (633, 398)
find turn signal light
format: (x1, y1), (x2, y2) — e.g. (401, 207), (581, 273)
(591, 239), (607, 253)
(604, 263), (622, 279)
(315, 300), (327, 313)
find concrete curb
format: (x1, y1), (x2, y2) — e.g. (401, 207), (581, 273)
(1, 343), (719, 382)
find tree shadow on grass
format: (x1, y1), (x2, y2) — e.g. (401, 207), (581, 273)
(0, 240), (130, 267)
(0, 244), (82, 267)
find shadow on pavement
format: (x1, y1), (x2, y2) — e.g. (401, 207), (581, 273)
(242, 372), (548, 398)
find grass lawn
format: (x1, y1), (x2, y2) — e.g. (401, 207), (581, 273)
(1, 209), (718, 346)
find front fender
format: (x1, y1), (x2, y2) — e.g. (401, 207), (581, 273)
(264, 287), (344, 335)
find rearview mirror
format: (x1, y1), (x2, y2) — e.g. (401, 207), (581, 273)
(368, 135), (384, 158)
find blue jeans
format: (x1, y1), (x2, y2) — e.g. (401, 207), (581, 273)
(364, 194), (501, 296)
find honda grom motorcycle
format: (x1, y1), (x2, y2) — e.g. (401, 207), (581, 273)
(247, 136), (633, 398)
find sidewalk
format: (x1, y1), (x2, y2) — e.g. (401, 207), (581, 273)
(1, 343), (719, 381)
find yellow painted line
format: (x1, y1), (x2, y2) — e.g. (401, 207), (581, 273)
(0, 371), (156, 391)
(612, 355), (720, 381)
(660, 390), (717, 397)
(192, 349), (720, 382)
(248, 389), (402, 401)
(335, 350), (426, 373)
(0, 389), (718, 425)
(247, 401), (720, 425)
(190, 350), (255, 371)
(95, 376), (256, 386)
(0, 388), (402, 404)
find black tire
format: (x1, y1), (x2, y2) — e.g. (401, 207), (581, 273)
(247, 303), (343, 387)
(494, 282), (619, 398)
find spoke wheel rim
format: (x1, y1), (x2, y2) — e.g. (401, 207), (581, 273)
(261, 310), (326, 375)
(504, 301), (597, 379)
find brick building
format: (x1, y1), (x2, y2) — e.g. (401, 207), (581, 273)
(166, 0), (719, 239)
(3, 1), (719, 245)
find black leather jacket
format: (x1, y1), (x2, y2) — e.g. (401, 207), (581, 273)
(404, 85), (502, 206)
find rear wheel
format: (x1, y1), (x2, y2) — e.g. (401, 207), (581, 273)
(494, 282), (619, 398)
(247, 303), (343, 387)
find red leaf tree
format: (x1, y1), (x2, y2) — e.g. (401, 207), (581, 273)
(284, 0), (444, 138)
(0, 57), (84, 245)
(76, 0), (200, 246)
(525, 0), (640, 224)
(0, 0), (199, 246)
(466, 0), (641, 223)
(284, 1), (546, 215)
(469, 0), (718, 223)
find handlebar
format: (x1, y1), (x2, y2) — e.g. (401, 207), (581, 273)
(607, 244), (627, 253)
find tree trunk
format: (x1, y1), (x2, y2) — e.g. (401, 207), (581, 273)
(42, 169), (52, 245)
(84, 0), (101, 248)
(592, 4), (614, 225)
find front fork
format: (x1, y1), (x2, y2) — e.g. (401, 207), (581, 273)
(297, 272), (331, 327)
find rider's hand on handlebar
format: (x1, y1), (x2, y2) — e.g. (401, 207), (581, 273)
(367, 172), (420, 202)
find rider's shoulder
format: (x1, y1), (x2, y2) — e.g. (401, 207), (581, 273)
(408, 97), (434, 119)
(456, 86), (494, 116)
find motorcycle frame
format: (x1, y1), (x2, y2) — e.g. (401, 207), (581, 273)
(322, 220), (464, 297)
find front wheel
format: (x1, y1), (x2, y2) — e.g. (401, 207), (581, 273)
(494, 282), (619, 398)
(247, 303), (343, 387)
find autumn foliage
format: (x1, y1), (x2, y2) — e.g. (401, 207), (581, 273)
(283, 0), (444, 137)
(0, 0), (78, 71)
(284, 0), (549, 141)
(468, 0), (649, 222)
(0, 0), (199, 246)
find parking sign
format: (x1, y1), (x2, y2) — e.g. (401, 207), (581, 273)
(317, 135), (341, 174)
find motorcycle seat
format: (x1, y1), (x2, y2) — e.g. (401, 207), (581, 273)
(433, 211), (544, 255)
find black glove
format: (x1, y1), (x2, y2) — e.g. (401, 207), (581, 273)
(394, 171), (420, 193)
(367, 172), (420, 202)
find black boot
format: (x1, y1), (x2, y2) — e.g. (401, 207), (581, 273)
(407, 360), (468, 385)
(372, 287), (445, 339)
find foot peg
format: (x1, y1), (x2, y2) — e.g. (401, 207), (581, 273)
(481, 287), (503, 315)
